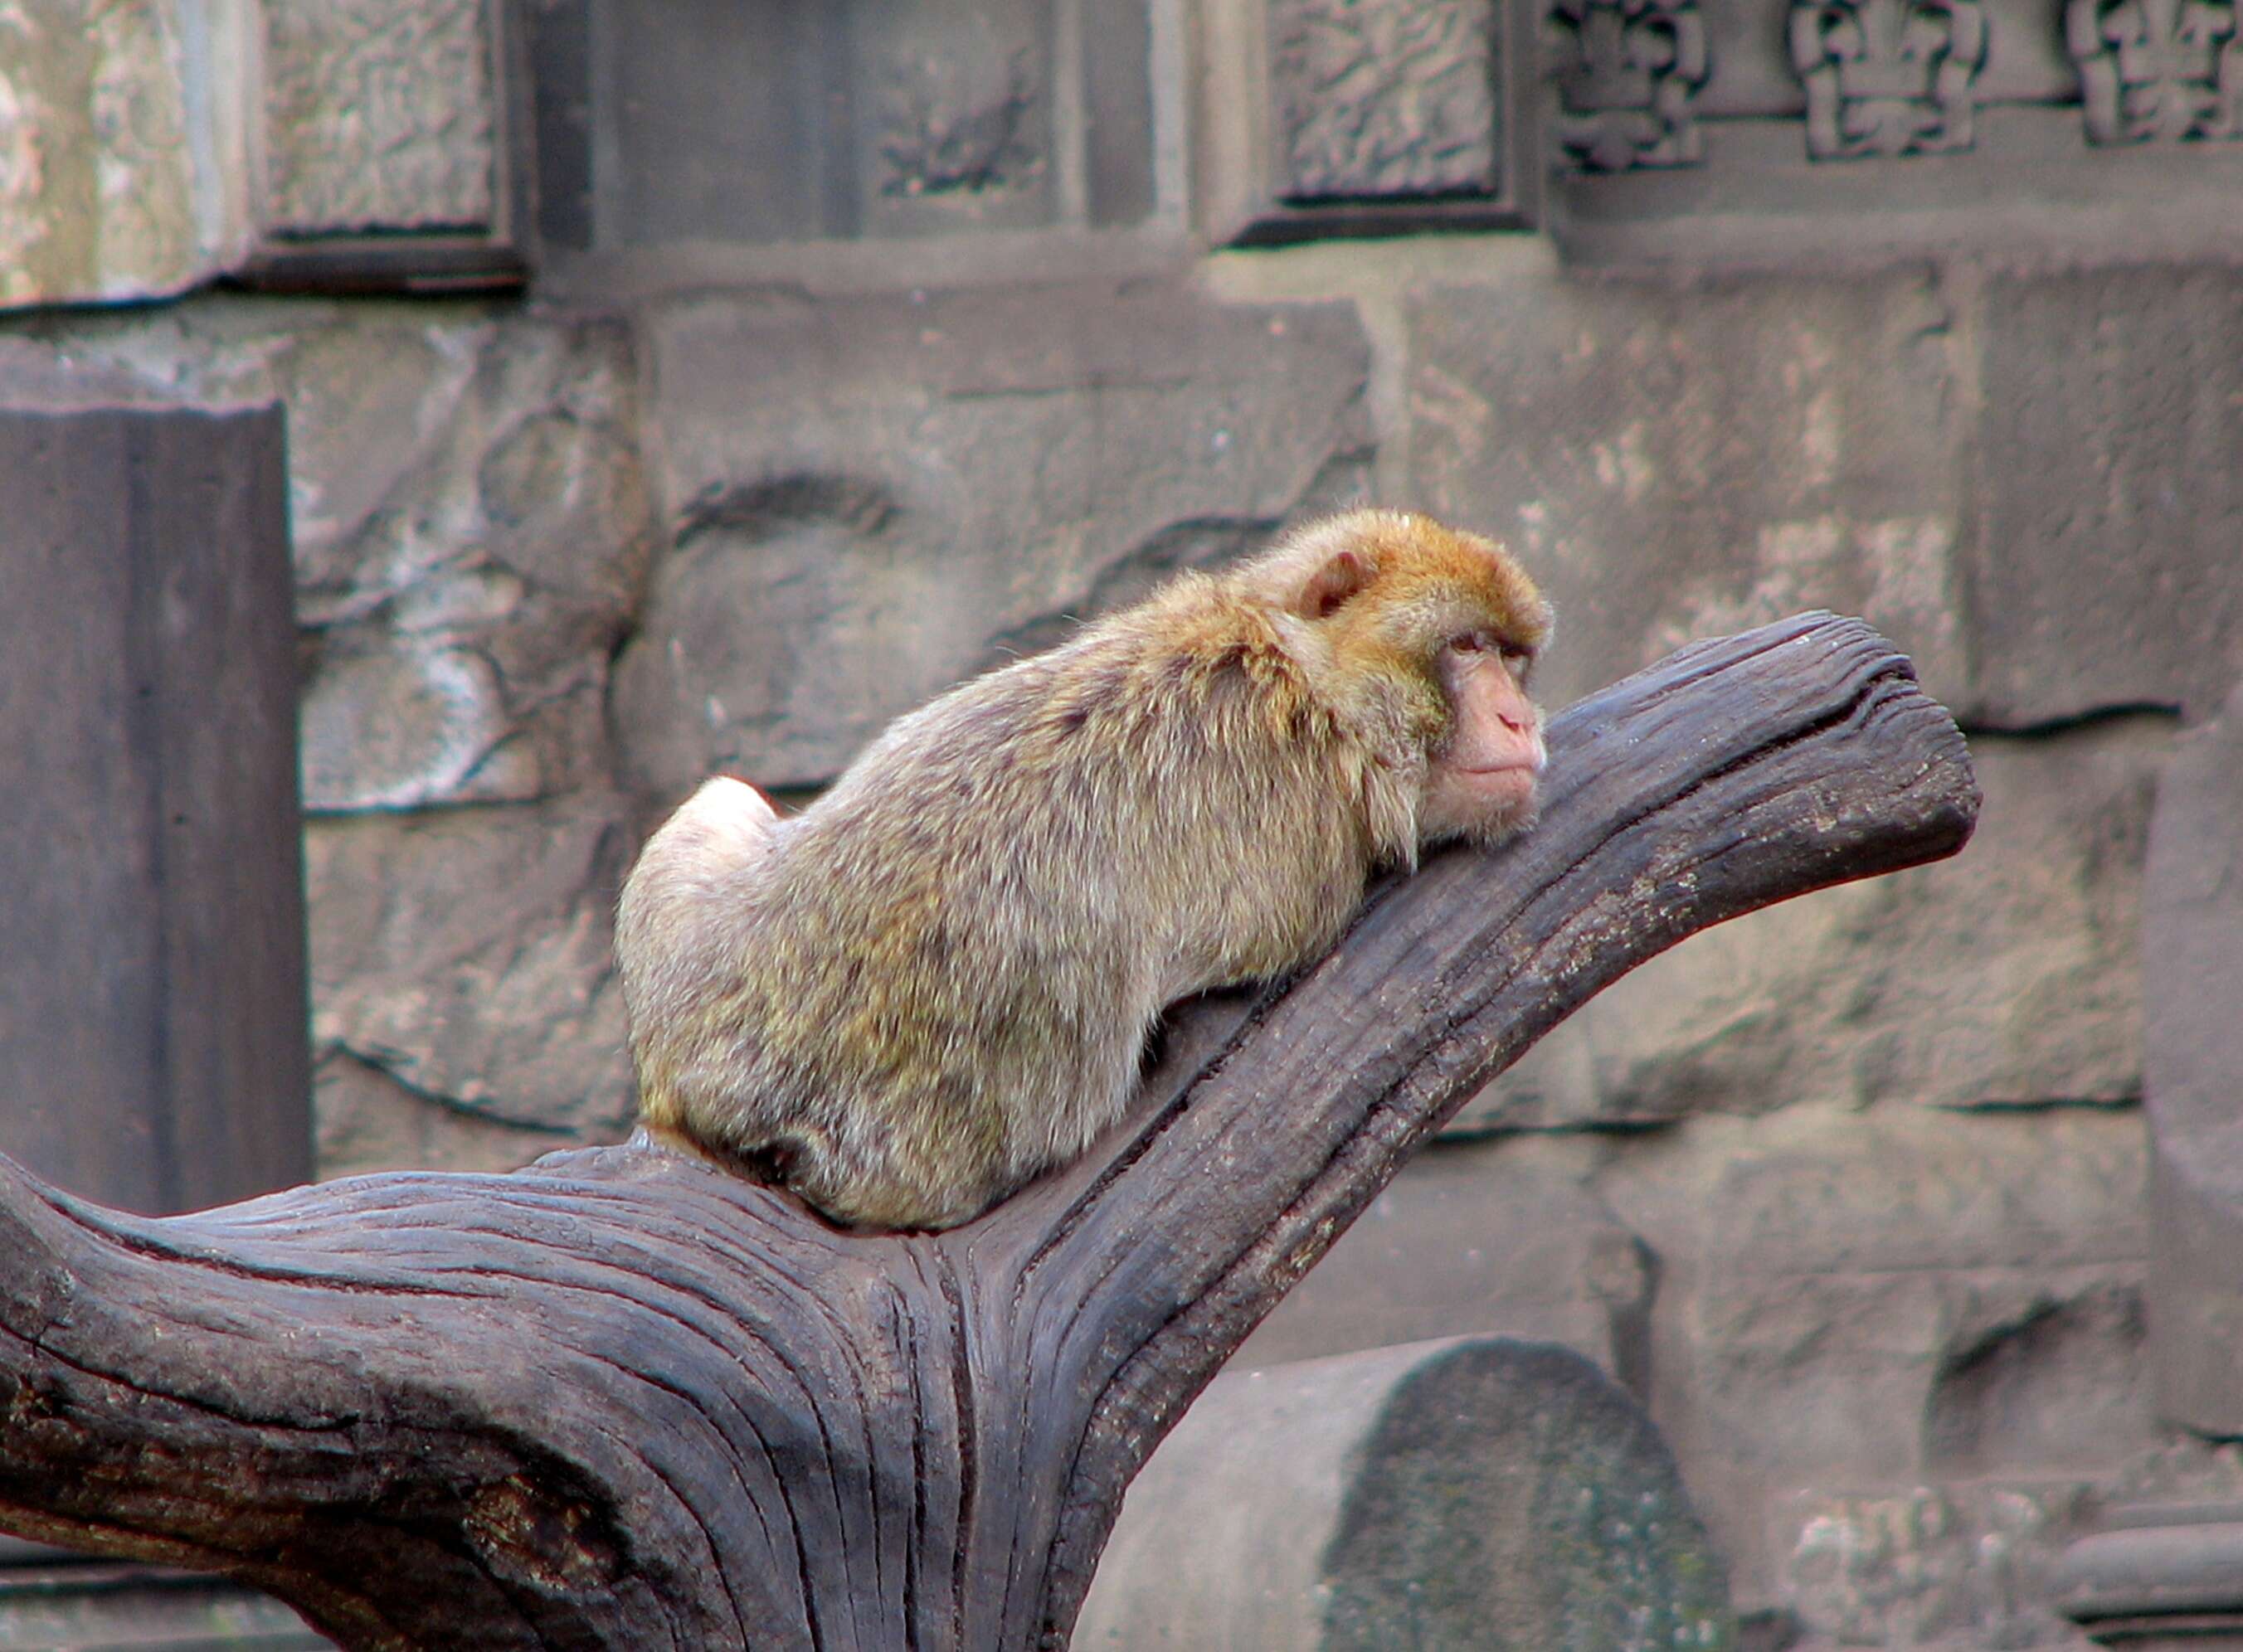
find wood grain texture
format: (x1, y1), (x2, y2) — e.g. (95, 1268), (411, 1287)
(0, 613), (1978, 1651)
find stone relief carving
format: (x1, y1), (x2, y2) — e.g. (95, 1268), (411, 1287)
(0, 0), (518, 304)
(263, 0), (498, 233)
(877, 50), (1043, 198)
(1788, 0), (1988, 159)
(2068, 0), (2243, 143)
(1269, 0), (1501, 198)
(1547, 0), (1709, 169)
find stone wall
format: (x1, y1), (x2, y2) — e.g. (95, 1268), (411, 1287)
(7, 1), (2243, 1645)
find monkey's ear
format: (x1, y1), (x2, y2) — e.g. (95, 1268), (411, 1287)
(1293, 547), (1374, 620)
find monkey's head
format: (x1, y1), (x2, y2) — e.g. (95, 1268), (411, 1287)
(1249, 508), (1554, 850)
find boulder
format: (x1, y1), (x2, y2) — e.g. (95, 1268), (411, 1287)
(303, 793), (639, 1153)
(1076, 1336), (1735, 1650)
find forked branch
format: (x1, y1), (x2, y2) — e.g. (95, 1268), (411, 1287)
(0, 614), (1977, 1651)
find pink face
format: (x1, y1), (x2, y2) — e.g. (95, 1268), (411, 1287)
(1418, 633), (1545, 845)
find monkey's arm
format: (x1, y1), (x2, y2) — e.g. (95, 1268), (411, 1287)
(0, 613), (1974, 1652)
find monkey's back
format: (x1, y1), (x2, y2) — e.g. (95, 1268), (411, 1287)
(670, 582), (1404, 1228)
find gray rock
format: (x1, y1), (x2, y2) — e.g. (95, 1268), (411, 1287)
(1231, 1134), (1655, 1389)
(0, 1538), (330, 1652)
(314, 1050), (569, 1182)
(1589, 1102), (2153, 1603)
(22, 299), (655, 809)
(2142, 682), (2243, 1435)
(1448, 717), (2172, 1136)
(1189, 0), (1530, 245)
(1400, 270), (1969, 719)
(620, 279), (1373, 790)
(0, 0), (209, 307)
(1400, 264), (2243, 735)
(1691, 1106), (2152, 1492)
(0, 338), (213, 407)
(1775, 1484), (2095, 1650)
(1076, 1336), (1735, 1650)
(578, 0), (1155, 248)
(1969, 267), (2243, 726)
(1270, 0), (1500, 201)
(303, 794), (639, 1147)
(261, 0), (499, 235)
(299, 641), (537, 812)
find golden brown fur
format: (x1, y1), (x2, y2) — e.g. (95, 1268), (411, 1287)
(616, 509), (1552, 1229)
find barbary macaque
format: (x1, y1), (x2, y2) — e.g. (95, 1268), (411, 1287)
(616, 509), (1552, 1230)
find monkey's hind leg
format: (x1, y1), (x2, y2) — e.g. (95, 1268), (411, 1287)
(618, 775), (785, 1142)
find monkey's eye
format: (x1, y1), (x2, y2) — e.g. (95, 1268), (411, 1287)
(1445, 633), (1487, 656)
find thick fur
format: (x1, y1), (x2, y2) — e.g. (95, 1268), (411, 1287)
(617, 509), (1552, 1229)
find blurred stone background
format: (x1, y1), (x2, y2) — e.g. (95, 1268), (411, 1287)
(4, 0), (2242, 1645)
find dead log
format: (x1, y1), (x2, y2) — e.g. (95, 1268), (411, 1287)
(0, 613), (1978, 1651)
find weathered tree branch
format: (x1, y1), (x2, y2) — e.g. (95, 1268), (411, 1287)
(0, 614), (1977, 1651)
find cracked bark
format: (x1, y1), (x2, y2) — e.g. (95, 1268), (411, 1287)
(0, 613), (1978, 1650)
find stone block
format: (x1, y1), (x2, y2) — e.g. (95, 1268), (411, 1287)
(1584, 1101), (2157, 1605)
(0, 0), (214, 306)
(302, 794), (638, 1149)
(0, 364), (310, 1214)
(847, 0), (1058, 239)
(1229, 1135), (1653, 1388)
(1969, 266), (2243, 726)
(1076, 1337), (1733, 1650)
(0, 0), (523, 308)
(1449, 717), (2170, 1136)
(620, 279), (1372, 791)
(314, 1049), (566, 1180)
(1401, 270), (1969, 719)
(1684, 1105), (2153, 1495)
(1193, 0), (1536, 243)
(24, 302), (655, 810)
(560, 0), (1152, 250)
(260, 0), (499, 236)
(2055, 1503), (2243, 1642)
(2141, 683), (2243, 1434)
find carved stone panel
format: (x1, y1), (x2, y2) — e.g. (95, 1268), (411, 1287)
(247, 0), (527, 287)
(0, 0), (525, 309)
(855, 0), (1057, 237)
(547, 0), (1152, 261)
(1270, 0), (1502, 197)
(1789, 0), (1989, 159)
(1195, 0), (1533, 243)
(261, 0), (498, 233)
(1547, 0), (1710, 170)
(1549, 0), (2243, 265)
(2068, 0), (2243, 143)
